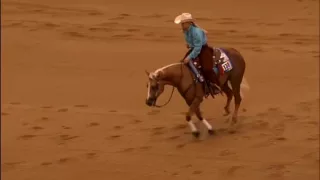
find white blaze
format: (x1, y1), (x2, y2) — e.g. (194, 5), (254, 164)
(147, 82), (151, 99)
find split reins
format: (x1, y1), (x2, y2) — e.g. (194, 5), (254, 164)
(154, 85), (175, 108)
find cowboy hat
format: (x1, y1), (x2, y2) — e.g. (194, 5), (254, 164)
(174, 13), (208, 33)
(174, 13), (194, 24)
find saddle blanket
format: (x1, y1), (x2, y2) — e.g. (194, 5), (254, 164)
(213, 48), (233, 75)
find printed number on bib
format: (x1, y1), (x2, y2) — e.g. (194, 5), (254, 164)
(221, 61), (232, 72)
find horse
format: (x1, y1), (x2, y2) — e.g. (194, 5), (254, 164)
(145, 47), (249, 138)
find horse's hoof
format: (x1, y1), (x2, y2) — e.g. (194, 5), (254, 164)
(232, 116), (238, 124)
(192, 131), (200, 138)
(223, 108), (230, 116)
(223, 112), (230, 116)
(208, 129), (216, 135)
(228, 128), (237, 134)
(225, 117), (231, 123)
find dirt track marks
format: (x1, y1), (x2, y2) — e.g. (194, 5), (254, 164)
(2, 162), (26, 172)
(2, 99), (318, 178)
(17, 134), (37, 140)
(2, 1), (104, 16)
(1, 112), (10, 116)
(3, 2), (318, 48)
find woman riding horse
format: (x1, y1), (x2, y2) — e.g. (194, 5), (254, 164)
(174, 13), (220, 95)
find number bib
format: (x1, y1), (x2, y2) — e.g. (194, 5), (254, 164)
(221, 60), (233, 72)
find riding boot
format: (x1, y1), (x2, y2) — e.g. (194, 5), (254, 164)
(188, 61), (204, 82)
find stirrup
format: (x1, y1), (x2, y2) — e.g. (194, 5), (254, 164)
(203, 81), (214, 98)
(213, 84), (222, 92)
(207, 82), (222, 97)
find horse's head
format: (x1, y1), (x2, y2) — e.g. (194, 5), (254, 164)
(145, 70), (165, 106)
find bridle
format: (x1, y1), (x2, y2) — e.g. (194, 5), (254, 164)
(153, 62), (197, 108)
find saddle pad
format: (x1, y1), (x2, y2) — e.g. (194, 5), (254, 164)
(215, 48), (233, 72)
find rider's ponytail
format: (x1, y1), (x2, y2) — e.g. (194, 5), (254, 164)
(191, 22), (208, 34)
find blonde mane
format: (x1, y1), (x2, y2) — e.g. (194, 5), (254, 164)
(149, 63), (181, 79)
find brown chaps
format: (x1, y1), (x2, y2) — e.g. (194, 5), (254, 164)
(184, 45), (220, 86)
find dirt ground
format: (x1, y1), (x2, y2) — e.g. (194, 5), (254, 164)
(1, 0), (319, 179)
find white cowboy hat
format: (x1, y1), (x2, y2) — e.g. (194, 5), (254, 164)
(174, 13), (208, 33)
(174, 13), (194, 24)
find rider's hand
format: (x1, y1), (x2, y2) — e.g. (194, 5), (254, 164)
(183, 57), (190, 64)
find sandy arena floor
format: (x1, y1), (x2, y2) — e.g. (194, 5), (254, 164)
(2, 0), (319, 179)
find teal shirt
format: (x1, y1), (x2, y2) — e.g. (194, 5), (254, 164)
(184, 25), (208, 60)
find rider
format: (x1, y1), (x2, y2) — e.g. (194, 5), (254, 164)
(174, 12), (221, 95)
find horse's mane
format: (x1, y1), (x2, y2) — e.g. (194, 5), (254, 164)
(154, 63), (181, 74)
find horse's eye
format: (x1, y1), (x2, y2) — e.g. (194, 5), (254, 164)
(151, 84), (159, 90)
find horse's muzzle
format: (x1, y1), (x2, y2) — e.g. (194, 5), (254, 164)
(146, 98), (156, 107)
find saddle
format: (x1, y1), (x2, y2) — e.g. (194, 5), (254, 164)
(190, 48), (230, 98)
(192, 48), (225, 77)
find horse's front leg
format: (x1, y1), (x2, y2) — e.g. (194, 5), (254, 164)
(195, 107), (215, 135)
(186, 111), (199, 138)
(185, 97), (203, 138)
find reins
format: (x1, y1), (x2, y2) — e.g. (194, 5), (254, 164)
(154, 86), (175, 108)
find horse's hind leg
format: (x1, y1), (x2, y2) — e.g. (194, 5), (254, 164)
(195, 107), (215, 135)
(222, 82), (233, 116)
(230, 76), (243, 124)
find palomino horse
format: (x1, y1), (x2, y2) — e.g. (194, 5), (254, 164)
(145, 47), (249, 138)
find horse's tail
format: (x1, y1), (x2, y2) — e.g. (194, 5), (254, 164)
(240, 77), (250, 98)
(226, 76), (250, 98)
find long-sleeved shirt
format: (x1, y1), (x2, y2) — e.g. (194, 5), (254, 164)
(184, 25), (208, 60)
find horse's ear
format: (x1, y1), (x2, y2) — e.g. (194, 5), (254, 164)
(145, 70), (150, 77)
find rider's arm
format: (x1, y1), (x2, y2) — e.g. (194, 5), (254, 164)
(187, 28), (205, 60)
